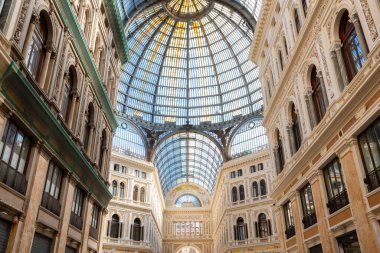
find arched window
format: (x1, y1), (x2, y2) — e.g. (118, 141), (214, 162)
(232, 186), (238, 202)
(133, 185), (139, 201)
(120, 182), (125, 198)
(239, 185), (245, 201)
(260, 180), (267, 196)
(257, 213), (269, 238)
(83, 103), (94, 151)
(339, 10), (365, 82)
(112, 180), (117, 196)
(98, 129), (107, 171)
(294, 8), (301, 34)
(26, 13), (48, 80)
(310, 66), (326, 123)
(234, 217), (247, 241)
(110, 214), (120, 238)
(140, 187), (145, 202)
(252, 182), (259, 197)
(291, 103), (302, 152)
(131, 218), (143, 241)
(82, 9), (91, 40)
(276, 130), (285, 173)
(61, 67), (75, 122)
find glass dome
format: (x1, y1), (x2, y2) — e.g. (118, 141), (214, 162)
(117, 1), (262, 126)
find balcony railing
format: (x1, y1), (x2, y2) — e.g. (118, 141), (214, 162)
(41, 192), (61, 216)
(70, 212), (83, 230)
(0, 162), (27, 195)
(285, 225), (295, 239)
(302, 212), (317, 229)
(89, 226), (99, 240)
(326, 190), (349, 214)
(365, 166), (380, 192)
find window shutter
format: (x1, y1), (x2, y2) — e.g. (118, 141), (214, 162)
(106, 221), (110, 236)
(268, 219), (272, 236)
(255, 222), (259, 238)
(244, 223), (248, 239)
(233, 225), (237, 240)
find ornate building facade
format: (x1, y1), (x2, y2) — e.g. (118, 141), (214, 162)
(0, 0), (127, 252)
(251, 0), (380, 252)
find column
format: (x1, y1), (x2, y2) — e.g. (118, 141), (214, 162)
(368, 212), (380, 251)
(38, 47), (53, 88)
(55, 175), (76, 253)
(43, 51), (56, 92)
(22, 15), (37, 59)
(16, 143), (50, 253)
(350, 13), (369, 58)
(332, 43), (349, 89)
(305, 90), (318, 128)
(274, 207), (286, 252)
(338, 140), (380, 253)
(86, 123), (95, 154)
(317, 70), (329, 107)
(287, 123), (296, 155)
(308, 170), (334, 253)
(290, 192), (306, 253)
(67, 91), (79, 130)
(273, 147), (281, 174)
(80, 196), (93, 253)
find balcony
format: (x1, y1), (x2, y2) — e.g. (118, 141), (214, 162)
(302, 212), (317, 229)
(41, 192), (61, 216)
(326, 190), (349, 214)
(365, 166), (380, 192)
(70, 212), (83, 230)
(0, 162), (27, 195)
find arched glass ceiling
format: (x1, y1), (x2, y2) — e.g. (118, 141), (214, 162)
(229, 119), (267, 159)
(175, 194), (202, 207)
(117, 1), (262, 126)
(154, 132), (223, 195)
(112, 120), (147, 159)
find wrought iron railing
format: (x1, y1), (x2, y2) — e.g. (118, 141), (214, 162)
(302, 212), (317, 229)
(41, 192), (61, 216)
(326, 190), (349, 214)
(365, 166), (380, 192)
(70, 212), (83, 230)
(285, 225), (296, 239)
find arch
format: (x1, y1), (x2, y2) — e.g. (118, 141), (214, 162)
(37, 9), (54, 45)
(310, 65), (327, 123)
(232, 186), (238, 202)
(239, 185), (245, 201)
(260, 179), (267, 196)
(235, 217), (247, 240)
(176, 245), (201, 253)
(290, 102), (302, 152)
(60, 66), (76, 122)
(175, 194), (202, 207)
(133, 185), (139, 201)
(140, 187), (145, 202)
(110, 214), (120, 238)
(131, 218), (143, 241)
(98, 129), (107, 171)
(112, 180), (117, 196)
(258, 213), (269, 238)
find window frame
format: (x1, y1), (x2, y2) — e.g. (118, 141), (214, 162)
(300, 183), (317, 229)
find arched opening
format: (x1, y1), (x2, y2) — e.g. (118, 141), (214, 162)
(133, 185), (138, 201)
(61, 66), (76, 123)
(234, 217), (248, 241)
(26, 12), (48, 81)
(257, 213), (271, 238)
(294, 8), (301, 34)
(120, 182), (125, 198)
(176, 246), (200, 253)
(310, 66), (326, 123)
(252, 181), (259, 197)
(110, 214), (120, 238)
(290, 103), (302, 153)
(232, 186), (238, 202)
(131, 218), (143, 241)
(275, 129), (285, 174)
(140, 187), (145, 203)
(339, 10), (365, 82)
(112, 180), (117, 196)
(260, 179), (267, 196)
(82, 9), (92, 41)
(239, 185), (245, 201)
(83, 103), (94, 151)
(98, 129), (107, 172)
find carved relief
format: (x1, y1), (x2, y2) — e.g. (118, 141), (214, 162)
(316, 35), (333, 99)
(13, 0), (31, 44)
(359, 0), (378, 41)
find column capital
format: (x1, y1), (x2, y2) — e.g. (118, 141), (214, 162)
(336, 137), (358, 158)
(307, 169), (320, 184)
(349, 12), (360, 24)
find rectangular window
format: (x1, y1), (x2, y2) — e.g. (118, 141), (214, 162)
(89, 204), (100, 239)
(283, 201), (295, 239)
(121, 165), (127, 173)
(141, 172), (146, 179)
(135, 170), (140, 177)
(0, 121), (31, 194)
(114, 164), (119, 171)
(230, 171), (236, 178)
(41, 162), (63, 216)
(258, 163), (264, 171)
(358, 117), (380, 191)
(70, 187), (84, 230)
(309, 244), (322, 253)
(237, 169), (243, 177)
(323, 158), (349, 214)
(300, 183), (317, 229)
(250, 165), (256, 173)
(337, 231), (361, 253)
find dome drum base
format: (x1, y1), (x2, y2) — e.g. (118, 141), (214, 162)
(164, 0), (215, 22)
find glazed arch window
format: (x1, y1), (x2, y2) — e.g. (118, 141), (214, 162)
(239, 185), (245, 201)
(0, 121), (31, 194)
(256, 213), (271, 238)
(252, 182), (259, 197)
(133, 185), (139, 201)
(109, 214), (120, 238)
(131, 218), (143, 241)
(26, 13), (48, 81)
(260, 179), (267, 196)
(112, 180), (117, 196)
(140, 187), (145, 202)
(310, 66), (327, 123)
(339, 10), (365, 82)
(358, 117), (380, 192)
(234, 217), (248, 241)
(119, 182), (125, 198)
(232, 186), (238, 202)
